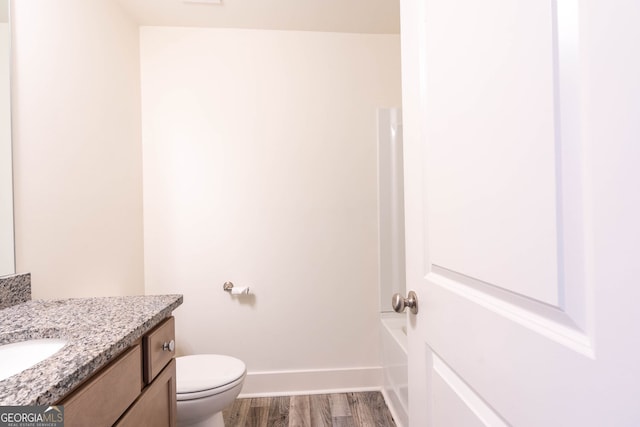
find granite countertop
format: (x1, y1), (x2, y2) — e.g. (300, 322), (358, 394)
(0, 294), (183, 406)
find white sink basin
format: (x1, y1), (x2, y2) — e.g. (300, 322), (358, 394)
(0, 338), (67, 381)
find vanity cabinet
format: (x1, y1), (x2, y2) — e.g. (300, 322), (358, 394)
(62, 344), (143, 426)
(116, 359), (176, 427)
(60, 317), (177, 427)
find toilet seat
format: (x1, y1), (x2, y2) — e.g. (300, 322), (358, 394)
(176, 354), (246, 401)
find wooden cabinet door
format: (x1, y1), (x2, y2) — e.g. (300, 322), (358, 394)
(144, 317), (176, 384)
(62, 345), (142, 427)
(116, 359), (176, 427)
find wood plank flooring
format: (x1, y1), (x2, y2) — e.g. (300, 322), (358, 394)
(223, 391), (396, 427)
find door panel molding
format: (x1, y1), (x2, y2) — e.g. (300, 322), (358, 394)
(424, 0), (559, 306)
(552, 0), (590, 333)
(424, 0), (590, 334)
(426, 269), (594, 358)
(432, 352), (508, 427)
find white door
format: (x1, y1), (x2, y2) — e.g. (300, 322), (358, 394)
(399, 0), (640, 425)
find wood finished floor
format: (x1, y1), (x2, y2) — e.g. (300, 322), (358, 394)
(223, 391), (397, 427)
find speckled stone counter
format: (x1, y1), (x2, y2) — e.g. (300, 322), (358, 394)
(0, 294), (183, 405)
(0, 273), (31, 310)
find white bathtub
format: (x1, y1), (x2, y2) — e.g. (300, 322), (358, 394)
(381, 314), (408, 427)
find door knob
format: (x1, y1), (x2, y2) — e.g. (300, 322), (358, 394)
(392, 291), (418, 314)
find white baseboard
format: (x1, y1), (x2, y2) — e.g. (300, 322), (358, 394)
(239, 366), (383, 398)
(381, 387), (408, 427)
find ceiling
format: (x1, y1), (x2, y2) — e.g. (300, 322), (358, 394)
(115, 0), (400, 34)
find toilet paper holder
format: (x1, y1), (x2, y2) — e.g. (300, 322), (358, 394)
(223, 281), (250, 295)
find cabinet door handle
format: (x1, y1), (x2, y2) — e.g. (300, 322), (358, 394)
(162, 340), (175, 352)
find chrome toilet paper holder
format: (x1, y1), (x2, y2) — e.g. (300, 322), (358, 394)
(223, 281), (250, 295)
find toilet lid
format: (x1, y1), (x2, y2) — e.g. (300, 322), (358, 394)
(176, 354), (246, 394)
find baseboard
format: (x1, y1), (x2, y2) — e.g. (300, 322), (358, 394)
(381, 388), (408, 427)
(239, 366), (383, 398)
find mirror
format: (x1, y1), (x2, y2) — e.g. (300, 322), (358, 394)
(0, 0), (13, 277)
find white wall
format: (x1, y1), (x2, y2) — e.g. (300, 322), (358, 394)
(0, 21), (13, 277)
(141, 27), (401, 392)
(12, 0), (145, 298)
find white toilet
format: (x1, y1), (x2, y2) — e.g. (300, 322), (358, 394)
(176, 354), (247, 427)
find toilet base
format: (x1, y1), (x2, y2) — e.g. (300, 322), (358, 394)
(178, 410), (224, 427)
(176, 355), (246, 427)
